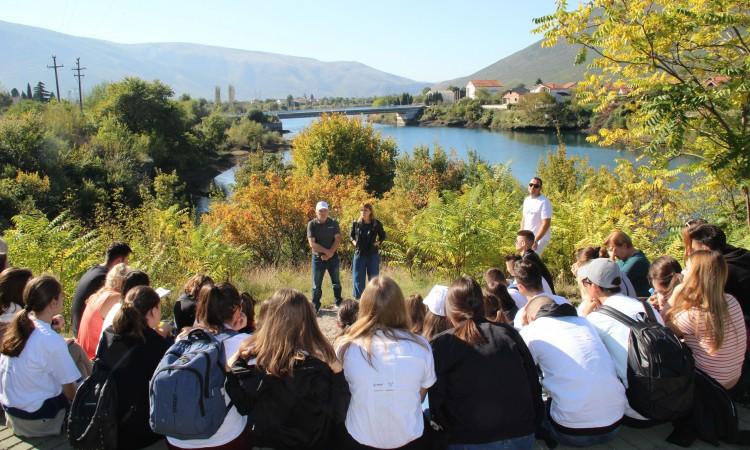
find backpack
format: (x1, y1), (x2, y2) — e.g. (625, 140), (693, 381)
(598, 302), (695, 421)
(67, 343), (136, 449)
(149, 328), (237, 440)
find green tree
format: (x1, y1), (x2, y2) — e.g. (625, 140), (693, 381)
(26, 83), (32, 99)
(535, 0), (750, 227)
(32, 82), (50, 102)
(291, 113), (397, 195)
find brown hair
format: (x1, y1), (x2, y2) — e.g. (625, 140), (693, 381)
(184, 274), (214, 298)
(517, 230), (535, 243)
(648, 256), (683, 295)
(405, 294), (426, 335)
(195, 282), (242, 333)
(240, 289), (336, 377)
(446, 277), (487, 346)
(113, 286), (160, 340)
(1, 276), (61, 357)
(359, 203), (375, 222)
(256, 299), (273, 331)
(0, 253), (7, 272)
(482, 291), (507, 324)
(337, 299), (359, 330)
(681, 219), (708, 262)
(240, 292), (256, 330)
(575, 247), (600, 265)
(336, 276), (426, 364)
(422, 311), (451, 340)
(604, 230), (633, 249)
(0, 268), (33, 313)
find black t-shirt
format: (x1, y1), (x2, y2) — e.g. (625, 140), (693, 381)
(307, 218), (341, 256)
(173, 293), (197, 331)
(71, 265), (108, 337)
(350, 220), (386, 256)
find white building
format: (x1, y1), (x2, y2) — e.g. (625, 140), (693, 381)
(529, 82), (577, 102)
(466, 80), (503, 99)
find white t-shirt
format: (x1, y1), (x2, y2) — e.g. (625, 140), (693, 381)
(521, 315), (626, 429)
(522, 195), (552, 243)
(167, 332), (249, 449)
(0, 303), (22, 323)
(585, 294), (664, 420)
(513, 293), (569, 330)
(0, 318), (81, 412)
(507, 287), (528, 309)
(339, 330), (436, 449)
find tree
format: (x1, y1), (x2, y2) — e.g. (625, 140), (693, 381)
(535, 1), (750, 228)
(291, 113), (397, 195)
(26, 83), (32, 99)
(10, 88), (19, 98)
(286, 94), (294, 108)
(228, 84), (236, 103)
(214, 86), (221, 105)
(535, 78), (543, 85)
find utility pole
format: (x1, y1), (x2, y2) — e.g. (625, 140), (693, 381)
(47, 55), (63, 102)
(72, 57), (86, 113)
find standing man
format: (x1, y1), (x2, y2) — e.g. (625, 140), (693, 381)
(520, 176), (552, 255)
(71, 241), (132, 337)
(307, 201), (343, 311)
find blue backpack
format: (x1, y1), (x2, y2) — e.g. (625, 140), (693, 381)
(149, 328), (238, 440)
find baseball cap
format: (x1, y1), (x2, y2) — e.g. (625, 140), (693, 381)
(423, 285), (448, 316)
(315, 201), (329, 211)
(579, 258), (622, 289)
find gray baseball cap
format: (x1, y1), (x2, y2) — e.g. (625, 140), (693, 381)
(579, 258), (622, 289)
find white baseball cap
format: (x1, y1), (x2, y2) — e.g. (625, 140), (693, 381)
(315, 201), (329, 211)
(423, 285), (448, 316)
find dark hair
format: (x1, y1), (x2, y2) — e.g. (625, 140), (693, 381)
(122, 270), (150, 297)
(514, 260), (543, 291)
(422, 311), (451, 341)
(113, 286), (160, 340)
(688, 224), (727, 252)
(337, 299), (359, 330)
(517, 230), (535, 243)
(648, 255), (683, 296)
(532, 176), (543, 187)
(1, 276), (61, 357)
(195, 282), (241, 332)
(0, 268), (33, 313)
(0, 253), (7, 272)
(405, 294), (426, 335)
(681, 218), (707, 262)
(240, 292), (256, 332)
(446, 277), (487, 346)
(184, 274), (214, 298)
(106, 242), (132, 264)
(575, 247), (599, 265)
(504, 254), (522, 263)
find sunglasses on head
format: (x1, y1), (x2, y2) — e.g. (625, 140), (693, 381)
(528, 183), (541, 188)
(581, 278), (593, 286)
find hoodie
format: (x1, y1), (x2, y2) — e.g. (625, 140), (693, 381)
(724, 245), (750, 318)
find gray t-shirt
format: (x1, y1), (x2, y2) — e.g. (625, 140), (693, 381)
(307, 218), (341, 255)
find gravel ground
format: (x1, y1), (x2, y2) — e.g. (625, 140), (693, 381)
(317, 308), (341, 342)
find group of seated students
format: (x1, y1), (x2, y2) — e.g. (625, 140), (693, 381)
(0, 218), (746, 450)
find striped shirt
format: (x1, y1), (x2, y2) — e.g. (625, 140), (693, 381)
(672, 294), (747, 389)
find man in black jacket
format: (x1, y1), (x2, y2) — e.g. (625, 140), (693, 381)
(516, 230), (556, 294)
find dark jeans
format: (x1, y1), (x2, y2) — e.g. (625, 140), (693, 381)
(312, 253), (342, 310)
(447, 434), (535, 450)
(352, 252), (380, 299)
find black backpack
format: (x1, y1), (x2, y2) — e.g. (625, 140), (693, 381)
(67, 344), (136, 449)
(598, 301), (695, 421)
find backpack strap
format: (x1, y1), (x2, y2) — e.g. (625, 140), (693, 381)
(598, 305), (639, 328)
(638, 298), (659, 324)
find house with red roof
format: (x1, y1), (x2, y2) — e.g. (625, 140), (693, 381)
(530, 82), (577, 102)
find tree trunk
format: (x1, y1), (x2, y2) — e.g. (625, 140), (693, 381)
(743, 185), (750, 230)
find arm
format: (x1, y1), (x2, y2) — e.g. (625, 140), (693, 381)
(536, 218), (551, 243)
(62, 382), (76, 402)
(350, 222), (357, 246)
(375, 221), (386, 247)
(329, 233), (342, 255)
(308, 237), (330, 255)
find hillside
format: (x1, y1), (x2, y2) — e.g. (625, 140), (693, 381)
(435, 38), (590, 89)
(0, 20), (428, 99)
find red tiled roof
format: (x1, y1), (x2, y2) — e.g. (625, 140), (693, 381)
(470, 80), (503, 88)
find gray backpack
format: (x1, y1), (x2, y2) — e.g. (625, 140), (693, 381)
(149, 328), (237, 440)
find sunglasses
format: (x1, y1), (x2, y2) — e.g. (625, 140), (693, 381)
(528, 183), (541, 189)
(581, 278), (593, 287)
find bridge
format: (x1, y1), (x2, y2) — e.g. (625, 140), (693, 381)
(229, 105), (425, 127)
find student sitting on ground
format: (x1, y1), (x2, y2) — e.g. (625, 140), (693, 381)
(76, 262), (129, 359)
(100, 269), (153, 343)
(422, 285), (451, 341)
(336, 299), (359, 338)
(482, 268), (519, 322)
(0, 268), (32, 339)
(604, 231), (651, 297)
(229, 289), (350, 450)
(336, 276), (436, 450)
(573, 247), (638, 300)
(662, 250), (747, 389)
(521, 296), (626, 447)
(516, 230), (556, 294)
(578, 258), (663, 425)
(237, 292), (257, 334)
(173, 274), (214, 331)
(96, 286), (171, 449)
(405, 294), (427, 336)
(430, 277), (542, 450)
(0, 276), (81, 437)
(512, 260), (570, 330)
(647, 256), (683, 313)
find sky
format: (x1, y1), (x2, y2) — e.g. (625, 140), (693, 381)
(0, 0), (560, 82)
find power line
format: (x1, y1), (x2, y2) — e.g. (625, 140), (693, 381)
(72, 57), (86, 113)
(46, 55), (63, 101)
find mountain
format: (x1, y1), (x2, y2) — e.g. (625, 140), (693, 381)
(0, 20), (429, 99)
(435, 38), (589, 89)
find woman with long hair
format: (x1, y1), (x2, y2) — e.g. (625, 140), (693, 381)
(0, 276), (81, 437)
(165, 282), (250, 450)
(647, 256), (683, 312)
(664, 250), (747, 389)
(229, 289), (349, 449)
(337, 276), (435, 449)
(429, 277), (543, 450)
(0, 268), (32, 326)
(483, 268), (519, 322)
(95, 286), (171, 449)
(350, 203), (386, 299)
(76, 262), (129, 359)
(405, 294), (427, 336)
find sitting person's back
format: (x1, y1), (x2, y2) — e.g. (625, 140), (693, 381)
(521, 297), (625, 446)
(173, 274), (213, 331)
(96, 286), (171, 449)
(0, 268), (32, 344)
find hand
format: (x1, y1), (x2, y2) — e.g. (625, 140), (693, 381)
(579, 297), (602, 316)
(320, 253), (330, 261)
(51, 314), (65, 333)
(157, 321), (174, 338)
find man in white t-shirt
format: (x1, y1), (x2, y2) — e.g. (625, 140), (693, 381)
(511, 259), (569, 329)
(521, 297), (625, 447)
(578, 258), (664, 424)
(520, 176), (552, 255)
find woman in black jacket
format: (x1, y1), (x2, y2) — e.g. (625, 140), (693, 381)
(350, 203), (386, 299)
(228, 288), (350, 450)
(96, 286), (171, 449)
(429, 277), (543, 450)
(172, 273), (213, 331)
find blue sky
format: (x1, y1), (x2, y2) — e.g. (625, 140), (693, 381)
(0, 0), (559, 82)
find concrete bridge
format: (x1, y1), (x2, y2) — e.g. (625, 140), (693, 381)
(268, 105), (425, 126)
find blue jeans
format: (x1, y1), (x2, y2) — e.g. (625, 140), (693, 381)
(447, 434), (534, 450)
(352, 252), (380, 299)
(312, 253), (342, 310)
